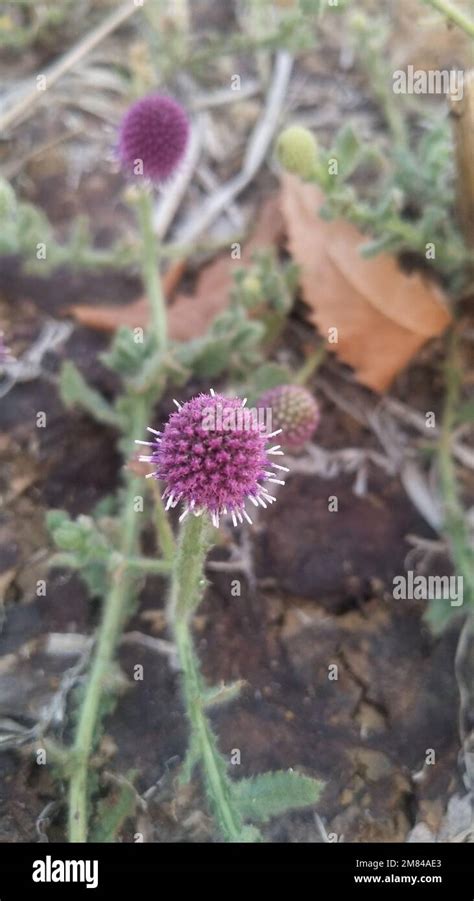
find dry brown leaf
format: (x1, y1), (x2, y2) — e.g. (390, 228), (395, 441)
(68, 195), (284, 341)
(68, 260), (186, 333)
(280, 174), (452, 392)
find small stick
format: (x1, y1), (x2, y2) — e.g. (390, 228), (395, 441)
(0, 2), (139, 134)
(450, 70), (474, 248)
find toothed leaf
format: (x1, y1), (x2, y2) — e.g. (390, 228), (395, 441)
(231, 770), (323, 823)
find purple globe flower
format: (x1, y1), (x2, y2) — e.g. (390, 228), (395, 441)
(118, 94), (189, 182)
(258, 385), (320, 452)
(135, 391), (288, 527)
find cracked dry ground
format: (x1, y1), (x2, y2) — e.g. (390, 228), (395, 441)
(0, 291), (462, 843)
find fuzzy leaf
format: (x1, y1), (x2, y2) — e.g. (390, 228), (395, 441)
(59, 361), (121, 428)
(456, 401), (474, 424)
(424, 597), (464, 635)
(46, 509), (70, 533)
(333, 124), (363, 179)
(248, 362), (292, 398)
(231, 769), (323, 824)
(90, 780), (137, 843)
(203, 680), (246, 709)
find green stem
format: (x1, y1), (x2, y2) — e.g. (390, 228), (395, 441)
(151, 481), (176, 563)
(124, 556), (172, 574)
(422, 0), (474, 38)
(294, 345), (327, 385)
(68, 397), (148, 842)
(136, 188), (167, 351)
(168, 514), (244, 841)
(438, 330), (474, 606)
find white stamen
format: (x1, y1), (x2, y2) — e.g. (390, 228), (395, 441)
(145, 471), (159, 479)
(243, 509), (253, 524)
(248, 495), (259, 507)
(241, 397), (247, 406)
(268, 449), (284, 456)
(256, 496), (267, 509)
(135, 440), (154, 446)
(261, 491), (276, 502)
(147, 427), (162, 436)
(272, 463), (290, 472)
(138, 455), (154, 462)
(165, 495), (174, 511)
(266, 429), (282, 438)
(210, 388), (215, 396)
(236, 510), (243, 524)
(231, 511), (238, 527)
(267, 445), (282, 453)
(173, 399), (182, 409)
(179, 507), (190, 522)
(267, 477), (285, 485)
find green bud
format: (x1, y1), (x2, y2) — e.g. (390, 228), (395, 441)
(276, 125), (318, 179)
(241, 274), (262, 302)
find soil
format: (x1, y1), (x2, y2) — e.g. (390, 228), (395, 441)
(0, 0), (471, 844)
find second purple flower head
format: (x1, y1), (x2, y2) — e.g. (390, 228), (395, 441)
(118, 93), (189, 182)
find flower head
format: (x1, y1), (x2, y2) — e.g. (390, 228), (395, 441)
(258, 385), (319, 452)
(118, 94), (189, 182)
(135, 391), (288, 527)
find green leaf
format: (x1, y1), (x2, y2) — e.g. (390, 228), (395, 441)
(59, 361), (121, 428)
(203, 680), (246, 709)
(334, 124), (362, 179)
(248, 362), (292, 397)
(90, 780), (137, 843)
(100, 327), (158, 379)
(359, 234), (399, 257)
(230, 769), (323, 824)
(46, 509), (70, 532)
(424, 597), (464, 635)
(455, 401), (474, 424)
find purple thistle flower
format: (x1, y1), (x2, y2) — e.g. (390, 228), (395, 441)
(118, 94), (189, 182)
(258, 385), (320, 452)
(135, 391), (288, 528)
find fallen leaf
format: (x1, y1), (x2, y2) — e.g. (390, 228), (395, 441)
(68, 195), (284, 340)
(68, 260), (186, 333)
(280, 174), (452, 392)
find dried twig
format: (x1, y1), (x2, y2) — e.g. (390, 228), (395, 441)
(175, 50), (293, 243)
(0, 1), (139, 134)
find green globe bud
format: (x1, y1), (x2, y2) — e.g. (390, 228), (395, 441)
(241, 274), (262, 302)
(276, 125), (318, 179)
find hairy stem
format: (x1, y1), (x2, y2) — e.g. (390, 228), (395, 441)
(168, 514), (244, 841)
(422, 0), (474, 38)
(294, 345), (326, 385)
(68, 396), (148, 842)
(124, 556), (172, 574)
(136, 188), (168, 351)
(438, 330), (474, 607)
(151, 480), (176, 562)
